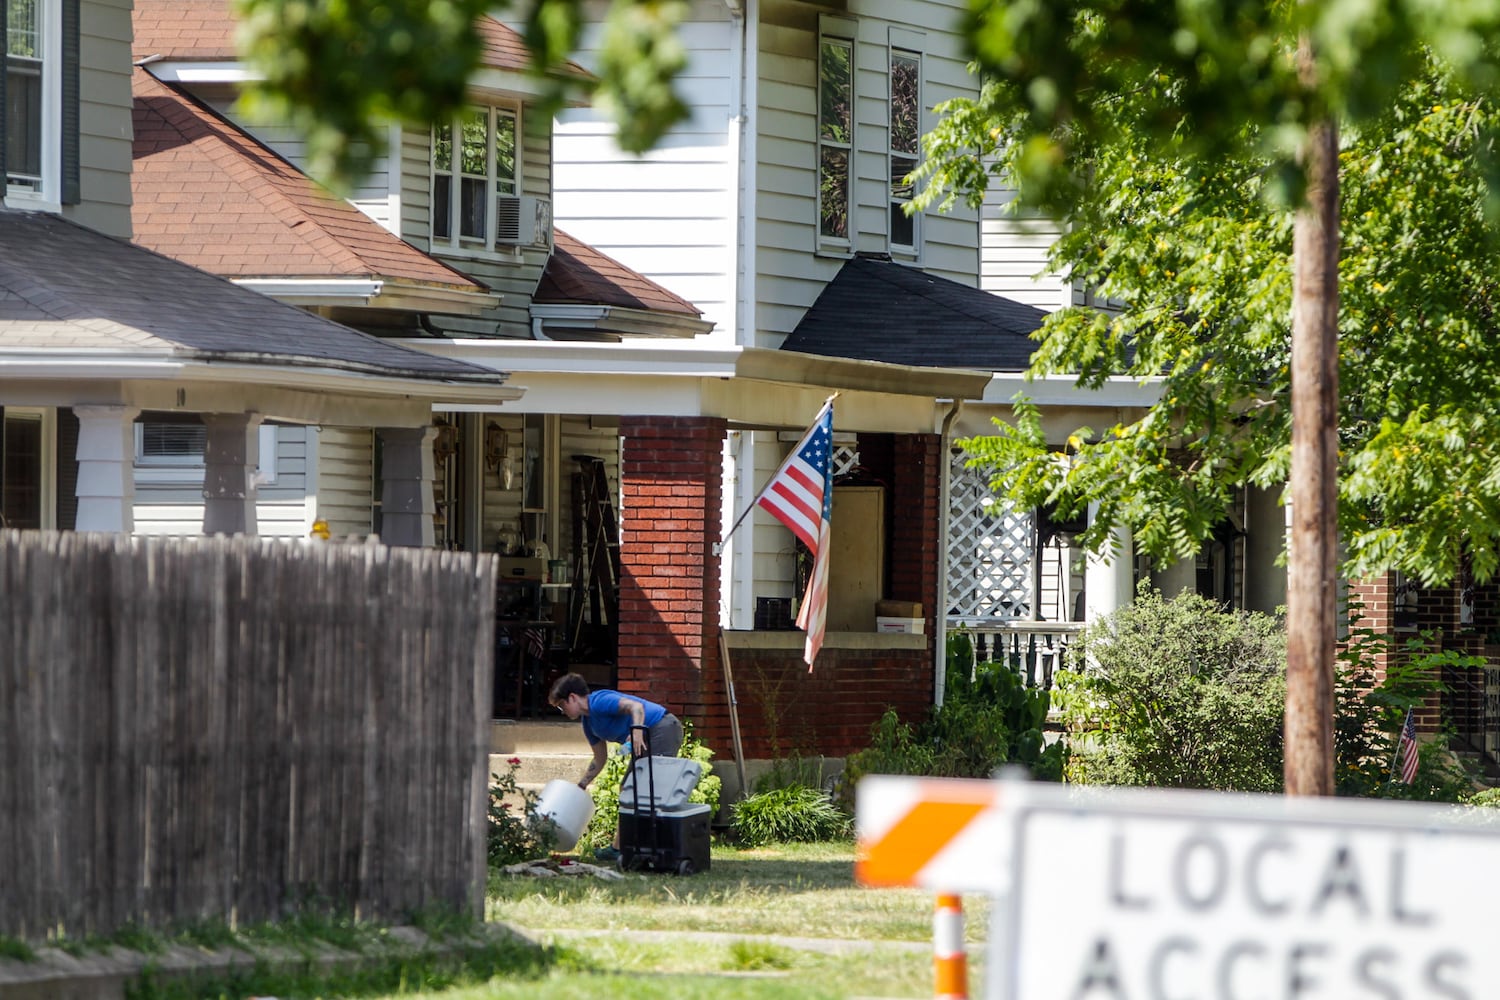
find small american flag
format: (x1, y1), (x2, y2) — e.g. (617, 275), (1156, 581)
(756, 399), (835, 669)
(1395, 708), (1420, 784)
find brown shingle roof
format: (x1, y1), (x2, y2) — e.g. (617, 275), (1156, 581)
(0, 208), (500, 384)
(535, 230), (702, 316)
(133, 0), (585, 77)
(132, 0), (239, 60)
(131, 69), (486, 293)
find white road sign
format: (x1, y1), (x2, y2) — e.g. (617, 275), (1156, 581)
(993, 783), (1500, 1000)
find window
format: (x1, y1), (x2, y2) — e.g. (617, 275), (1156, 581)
(135, 417), (277, 485)
(817, 27), (853, 243)
(2, 411), (43, 529)
(140, 421), (207, 465)
(889, 48), (921, 251)
(5, 0), (45, 192)
(432, 105), (518, 250)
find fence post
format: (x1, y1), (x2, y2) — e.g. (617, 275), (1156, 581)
(933, 893), (967, 1000)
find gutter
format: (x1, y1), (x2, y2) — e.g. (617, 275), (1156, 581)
(530, 303), (714, 339)
(235, 278), (501, 315)
(0, 352), (523, 403)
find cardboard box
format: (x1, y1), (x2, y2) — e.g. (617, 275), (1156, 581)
(876, 616), (925, 634)
(497, 557), (547, 579)
(876, 600), (923, 618)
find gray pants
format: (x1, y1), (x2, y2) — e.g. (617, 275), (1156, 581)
(647, 713), (683, 757)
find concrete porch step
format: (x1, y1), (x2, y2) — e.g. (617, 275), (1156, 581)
(490, 718), (588, 754)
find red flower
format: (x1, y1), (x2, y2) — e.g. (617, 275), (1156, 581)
(508, 756), (522, 765)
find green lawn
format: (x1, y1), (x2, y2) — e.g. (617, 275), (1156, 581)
(443, 840), (988, 999)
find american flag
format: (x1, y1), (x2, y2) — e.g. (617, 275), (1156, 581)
(756, 399), (835, 668)
(1395, 707), (1420, 784)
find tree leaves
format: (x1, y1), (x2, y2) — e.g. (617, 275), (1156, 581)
(940, 54), (1500, 587)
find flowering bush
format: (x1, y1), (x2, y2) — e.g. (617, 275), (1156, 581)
(487, 757), (555, 866)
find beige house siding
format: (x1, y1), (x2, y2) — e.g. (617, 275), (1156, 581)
(68, 0), (134, 238)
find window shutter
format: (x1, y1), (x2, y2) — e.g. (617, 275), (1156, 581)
(61, 0), (80, 204)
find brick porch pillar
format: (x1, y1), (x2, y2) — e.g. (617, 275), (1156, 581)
(616, 416), (727, 747)
(891, 433), (941, 679)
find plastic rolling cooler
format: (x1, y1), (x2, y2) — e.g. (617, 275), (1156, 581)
(618, 729), (711, 875)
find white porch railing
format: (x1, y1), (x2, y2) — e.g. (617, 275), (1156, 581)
(949, 619), (1085, 690)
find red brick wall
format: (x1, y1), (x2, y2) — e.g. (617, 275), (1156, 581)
(616, 416), (728, 746)
(614, 423), (942, 761)
(720, 644), (933, 758)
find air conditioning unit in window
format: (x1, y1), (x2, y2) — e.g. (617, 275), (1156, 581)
(495, 194), (553, 249)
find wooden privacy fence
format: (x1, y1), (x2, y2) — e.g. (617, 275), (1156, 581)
(0, 531), (495, 941)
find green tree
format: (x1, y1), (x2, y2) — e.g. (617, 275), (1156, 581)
(914, 3), (1500, 795)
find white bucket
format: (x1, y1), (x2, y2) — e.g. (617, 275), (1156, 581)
(531, 779), (595, 851)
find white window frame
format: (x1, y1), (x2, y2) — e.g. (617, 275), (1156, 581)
(430, 103), (520, 255)
(888, 30), (924, 256)
(4, 0), (61, 210)
(134, 421), (277, 485)
(816, 15), (856, 252)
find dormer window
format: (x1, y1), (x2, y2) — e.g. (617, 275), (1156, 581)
(5, 0), (45, 191)
(431, 105), (518, 252)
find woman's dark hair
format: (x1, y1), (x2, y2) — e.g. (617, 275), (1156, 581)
(549, 672), (590, 703)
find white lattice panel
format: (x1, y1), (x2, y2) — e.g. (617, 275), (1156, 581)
(948, 451), (1032, 619)
(832, 444), (860, 478)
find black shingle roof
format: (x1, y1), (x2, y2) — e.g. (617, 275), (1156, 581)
(0, 209), (503, 385)
(780, 255), (1047, 371)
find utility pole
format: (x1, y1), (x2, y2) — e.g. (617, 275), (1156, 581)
(1285, 31), (1340, 797)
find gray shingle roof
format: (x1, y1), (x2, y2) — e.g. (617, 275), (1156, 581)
(779, 255), (1048, 372)
(0, 209), (502, 383)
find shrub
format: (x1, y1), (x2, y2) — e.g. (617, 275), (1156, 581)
(1335, 622), (1476, 802)
(730, 785), (851, 847)
(840, 630), (1064, 804)
(487, 757), (556, 866)
(1058, 585), (1287, 792)
(578, 720), (720, 852)
(1465, 787), (1500, 808)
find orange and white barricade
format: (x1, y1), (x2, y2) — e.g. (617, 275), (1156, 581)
(856, 776), (1013, 1000)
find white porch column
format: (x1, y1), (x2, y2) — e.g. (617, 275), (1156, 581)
(202, 412), (263, 535)
(73, 404), (140, 533)
(1083, 502), (1134, 623)
(377, 425), (436, 548)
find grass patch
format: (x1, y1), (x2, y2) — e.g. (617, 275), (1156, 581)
(124, 927), (551, 1000)
(725, 939), (796, 971)
(0, 934), (37, 962)
(487, 840), (985, 943)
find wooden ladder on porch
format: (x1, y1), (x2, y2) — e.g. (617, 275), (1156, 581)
(568, 455), (619, 655)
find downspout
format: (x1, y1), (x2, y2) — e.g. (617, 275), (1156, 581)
(934, 398), (964, 708)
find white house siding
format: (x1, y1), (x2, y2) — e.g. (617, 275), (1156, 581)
(311, 426), (375, 539)
(551, 6), (738, 343)
(71, 0), (135, 238)
(132, 426), (312, 537)
(979, 187), (1072, 312)
(754, 0), (981, 350)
